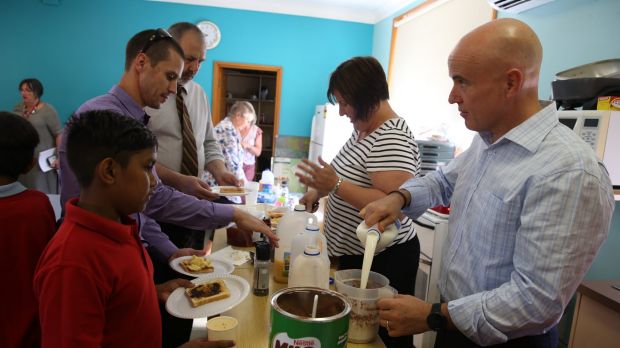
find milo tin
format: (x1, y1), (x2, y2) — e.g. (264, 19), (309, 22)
(270, 287), (351, 348)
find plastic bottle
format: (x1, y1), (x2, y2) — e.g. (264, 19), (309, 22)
(273, 205), (316, 283)
(290, 224), (328, 269)
(252, 241), (271, 296)
(288, 246), (330, 289)
(356, 220), (401, 253)
(279, 179), (290, 207)
(258, 169), (276, 204)
(274, 181), (283, 207)
(259, 169), (274, 191)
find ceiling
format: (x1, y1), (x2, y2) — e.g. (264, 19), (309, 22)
(150, 0), (415, 24)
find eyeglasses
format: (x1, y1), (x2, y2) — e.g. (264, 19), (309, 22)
(140, 28), (174, 54)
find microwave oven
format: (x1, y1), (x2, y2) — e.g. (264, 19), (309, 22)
(558, 110), (620, 188)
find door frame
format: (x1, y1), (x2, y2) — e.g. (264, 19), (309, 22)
(211, 61), (282, 151)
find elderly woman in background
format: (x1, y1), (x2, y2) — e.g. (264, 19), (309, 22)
(240, 111), (263, 182)
(297, 56), (421, 348)
(13, 78), (62, 194)
(204, 101), (255, 203)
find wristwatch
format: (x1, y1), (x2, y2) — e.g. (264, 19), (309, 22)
(426, 303), (447, 331)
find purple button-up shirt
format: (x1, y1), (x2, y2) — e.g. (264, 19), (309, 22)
(59, 85), (234, 261)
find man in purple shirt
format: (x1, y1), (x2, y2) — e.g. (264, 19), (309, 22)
(59, 29), (277, 264)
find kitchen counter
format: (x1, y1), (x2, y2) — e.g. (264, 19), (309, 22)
(568, 279), (620, 348)
(576, 280), (620, 313)
(189, 228), (385, 348)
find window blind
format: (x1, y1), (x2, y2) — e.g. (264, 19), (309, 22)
(388, 0), (495, 151)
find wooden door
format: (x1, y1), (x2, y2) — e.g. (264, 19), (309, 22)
(212, 62), (282, 181)
(212, 62), (281, 149)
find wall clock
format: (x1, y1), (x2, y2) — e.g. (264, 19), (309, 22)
(197, 20), (221, 49)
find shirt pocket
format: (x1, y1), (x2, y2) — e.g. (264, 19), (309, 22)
(468, 188), (522, 267)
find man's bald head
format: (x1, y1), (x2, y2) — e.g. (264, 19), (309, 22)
(452, 18), (542, 87)
(447, 19), (544, 141)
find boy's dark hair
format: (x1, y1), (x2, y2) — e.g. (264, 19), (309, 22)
(66, 110), (157, 187)
(0, 111), (40, 180)
(327, 56), (389, 122)
(125, 28), (185, 71)
(19, 78), (44, 98)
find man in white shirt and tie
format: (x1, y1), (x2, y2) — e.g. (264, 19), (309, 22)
(147, 22), (237, 202)
(145, 22), (239, 348)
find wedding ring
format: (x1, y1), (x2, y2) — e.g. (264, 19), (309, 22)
(386, 320), (391, 331)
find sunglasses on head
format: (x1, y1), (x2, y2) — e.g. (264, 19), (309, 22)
(140, 28), (173, 54)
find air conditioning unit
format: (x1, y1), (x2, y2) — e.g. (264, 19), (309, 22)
(488, 0), (555, 13)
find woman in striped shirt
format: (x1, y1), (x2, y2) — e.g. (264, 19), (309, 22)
(297, 56), (421, 348)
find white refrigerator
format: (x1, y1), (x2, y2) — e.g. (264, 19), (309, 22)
(308, 104), (354, 164)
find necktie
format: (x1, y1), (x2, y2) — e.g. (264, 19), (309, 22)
(175, 85), (199, 176)
(142, 112), (151, 125)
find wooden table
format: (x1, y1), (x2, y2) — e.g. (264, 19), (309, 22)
(189, 228), (385, 348)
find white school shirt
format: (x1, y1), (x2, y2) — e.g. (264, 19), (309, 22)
(146, 80), (224, 179)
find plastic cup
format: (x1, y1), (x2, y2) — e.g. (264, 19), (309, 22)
(245, 181), (260, 205)
(207, 316), (238, 346)
(334, 269), (396, 343)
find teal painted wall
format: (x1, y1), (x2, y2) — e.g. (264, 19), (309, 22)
(497, 0), (620, 100)
(0, 0), (372, 137)
(586, 200), (620, 280)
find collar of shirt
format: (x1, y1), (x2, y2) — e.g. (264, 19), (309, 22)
(481, 101), (557, 152)
(0, 181), (27, 198)
(108, 85), (150, 125)
(182, 80), (197, 94)
(64, 197), (139, 243)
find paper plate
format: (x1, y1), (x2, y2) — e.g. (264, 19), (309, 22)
(165, 274), (250, 319)
(169, 256), (234, 277)
(212, 186), (249, 197)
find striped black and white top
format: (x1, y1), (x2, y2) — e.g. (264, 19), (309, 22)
(325, 117), (420, 256)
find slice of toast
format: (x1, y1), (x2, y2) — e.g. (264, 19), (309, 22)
(185, 279), (231, 307)
(179, 255), (214, 274)
(267, 211), (285, 226)
(219, 186), (245, 194)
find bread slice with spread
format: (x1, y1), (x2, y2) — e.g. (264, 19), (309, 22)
(180, 255), (214, 274)
(185, 279), (231, 307)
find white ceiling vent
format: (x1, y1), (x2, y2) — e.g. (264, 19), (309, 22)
(488, 0), (555, 13)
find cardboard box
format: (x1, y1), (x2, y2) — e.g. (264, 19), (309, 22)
(596, 96), (620, 111)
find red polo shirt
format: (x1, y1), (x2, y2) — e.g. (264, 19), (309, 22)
(0, 189), (55, 348)
(34, 199), (161, 348)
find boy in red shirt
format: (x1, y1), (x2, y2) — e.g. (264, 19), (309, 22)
(0, 112), (56, 348)
(34, 110), (233, 348)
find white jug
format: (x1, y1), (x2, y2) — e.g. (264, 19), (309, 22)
(356, 220), (401, 253)
(273, 205), (316, 283)
(288, 246), (330, 289)
(290, 224), (329, 269)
